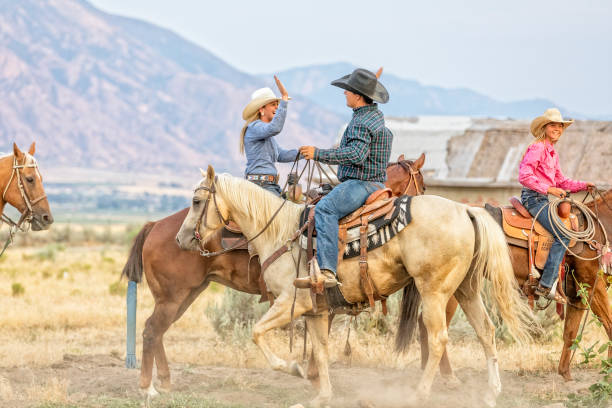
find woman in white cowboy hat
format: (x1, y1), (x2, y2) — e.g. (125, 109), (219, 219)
(240, 76), (298, 196)
(519, 108), (595, 302)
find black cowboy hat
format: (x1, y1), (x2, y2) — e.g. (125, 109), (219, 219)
(331, 68), (389, 104)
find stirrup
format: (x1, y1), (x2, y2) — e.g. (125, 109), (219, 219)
(320, 269), (340, 288)
(535, 284), (566, 304)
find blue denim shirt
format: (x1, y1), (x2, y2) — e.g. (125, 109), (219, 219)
(244, 100), (298, 176)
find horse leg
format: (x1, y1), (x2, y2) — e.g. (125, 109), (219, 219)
(305, 313), (332, 408)
(415, 293), (449, 401)
(307, 311), (335, 388)
(558, 302), (586, 381)
(588, 277), (612, 361)
(559, 273), (612, 381)
(153, 285), (207, 391)
(454, 290), (500, 407)
(139, 293), (187, 400)
(419, 296), (459, 381)
(418, 312), (428, 370)
(252, 291), (311, 378)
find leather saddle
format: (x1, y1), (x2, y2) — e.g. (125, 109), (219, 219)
(307, 188), (398, 312)
(501, 196), (580, 269)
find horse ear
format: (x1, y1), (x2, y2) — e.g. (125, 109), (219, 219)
(375, 67), (383, 79)
(28, 142), (35, 156)
(414, 153), (426, 169)
(206, 165), (215, 181)
(397, 154), (405, 162)
(200, 168), (206, 178)
(13, 142), (23, 160)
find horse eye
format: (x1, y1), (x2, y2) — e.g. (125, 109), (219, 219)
(193, 198), (200, 205)
(26, 176), (34, 183)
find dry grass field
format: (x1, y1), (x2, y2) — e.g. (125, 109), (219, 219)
(0, 224), (609, 407)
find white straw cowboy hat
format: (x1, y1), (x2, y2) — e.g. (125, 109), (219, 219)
(242, 87), (280, 120)
(530, 108), (574, 137)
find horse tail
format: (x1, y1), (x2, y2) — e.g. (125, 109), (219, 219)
(394, 278), (422, 353)
(121, 221), (155, 283)
(467, 207), (535, 344)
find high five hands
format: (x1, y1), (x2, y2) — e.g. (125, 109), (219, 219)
(274, 75), (290, 101)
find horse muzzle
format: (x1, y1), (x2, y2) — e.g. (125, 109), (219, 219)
(31, 211), (53, 231)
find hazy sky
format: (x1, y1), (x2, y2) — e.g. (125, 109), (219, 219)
(90, 0), (612, 116)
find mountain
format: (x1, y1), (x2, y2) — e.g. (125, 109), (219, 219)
(269, 62), (575, 119)
(0, 0), (344, 176)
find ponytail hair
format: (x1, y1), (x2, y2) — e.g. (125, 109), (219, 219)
(239, 111), (261, 155)
(520, 125), (547, 161)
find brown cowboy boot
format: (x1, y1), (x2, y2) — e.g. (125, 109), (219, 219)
(320, 269), (339, 288)
(293, 269), (340, 289)
(534, 283), (567, 304)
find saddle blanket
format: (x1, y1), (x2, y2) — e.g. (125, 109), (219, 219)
(299, 195), (413, 259)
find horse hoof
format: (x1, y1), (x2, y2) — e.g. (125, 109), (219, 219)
(141, 383), (159, 408)
(442, 374), (461, 389)
(482, 389), (497, 408)
(309, 394), (332, 408)
(158, 379), (172, 393)
(290, 361), (306, 378)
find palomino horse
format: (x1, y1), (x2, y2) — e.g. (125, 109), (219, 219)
(420, 191), (612, 382)
(0, 143), (53, 232)
(176, 166), (534, 407)
(122, 155), (425, 403)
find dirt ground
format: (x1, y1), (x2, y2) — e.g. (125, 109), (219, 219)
(0, 352), (601, 408)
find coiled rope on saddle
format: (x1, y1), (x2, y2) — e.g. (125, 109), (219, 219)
(531, 195), (606, 261)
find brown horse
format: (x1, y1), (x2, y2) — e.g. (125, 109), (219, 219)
(0, 142), (53, 231)
(121, 154), (425, 402)
(419, 191), (612, 382)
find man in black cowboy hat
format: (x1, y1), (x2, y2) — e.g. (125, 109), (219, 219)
(297, 68), (393, 287)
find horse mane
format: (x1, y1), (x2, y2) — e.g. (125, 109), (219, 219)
(215, 174), (302, 242)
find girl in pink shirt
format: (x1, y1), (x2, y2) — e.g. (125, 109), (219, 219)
(518, 108), (594, 303)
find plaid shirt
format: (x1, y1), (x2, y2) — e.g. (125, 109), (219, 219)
(315, 104), (392, 182)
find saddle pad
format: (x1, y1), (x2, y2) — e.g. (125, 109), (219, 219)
(300, 195), (413, 259)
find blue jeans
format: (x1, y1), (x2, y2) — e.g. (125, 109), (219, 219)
(315, 179), (384, 274)
(521, 188), (570, 288)
(249, 181), (282, 196)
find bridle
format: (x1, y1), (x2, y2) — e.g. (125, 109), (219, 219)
(192, 176), (229, 247)
(1, 155), (47, 230)
(386, 160), (424, 196)
(191, 175), (291, 257)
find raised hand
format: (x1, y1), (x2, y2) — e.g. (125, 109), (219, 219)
(274, 75), (289, 101)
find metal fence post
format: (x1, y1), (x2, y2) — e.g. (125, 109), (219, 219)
(126, 280), (138, 369)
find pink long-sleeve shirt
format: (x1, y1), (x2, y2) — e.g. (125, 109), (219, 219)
(518, 141), (587, 195)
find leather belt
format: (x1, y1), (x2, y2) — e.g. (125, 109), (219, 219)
(246, 174), (278, 183)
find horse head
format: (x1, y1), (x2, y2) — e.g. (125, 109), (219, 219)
(386, 152), (426, 196)
(1, 142), (53, 231)
(176, 165), (230, 251)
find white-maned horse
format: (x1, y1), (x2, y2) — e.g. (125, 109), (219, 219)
(176, 166), (534, 407)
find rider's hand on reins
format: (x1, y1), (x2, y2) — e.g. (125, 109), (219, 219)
(548, 186), (568, 199)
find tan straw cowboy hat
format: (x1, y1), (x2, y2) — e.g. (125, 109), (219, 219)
(530, 108), (574, 137)
(242, 87), (280, 120)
